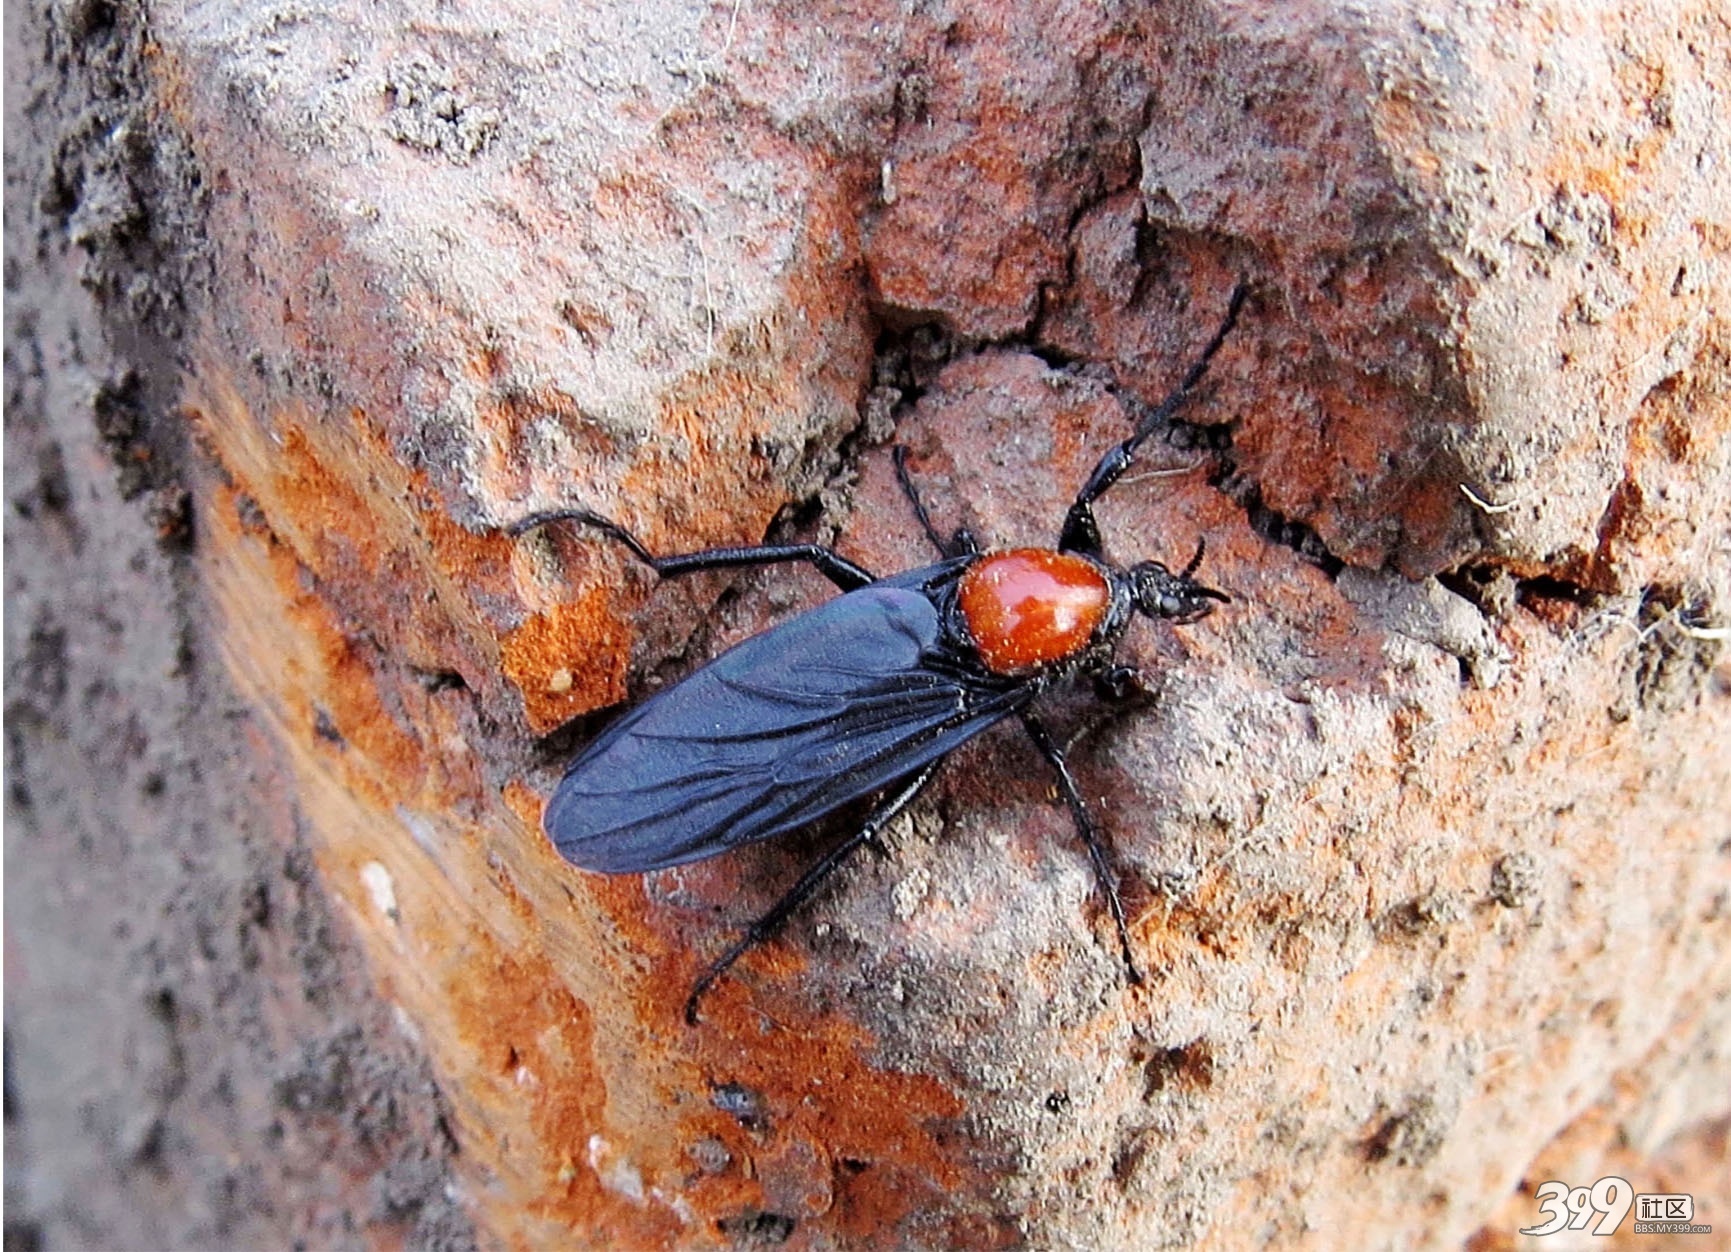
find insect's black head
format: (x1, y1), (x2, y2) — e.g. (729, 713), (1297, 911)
(1127, 544), (1229, 625)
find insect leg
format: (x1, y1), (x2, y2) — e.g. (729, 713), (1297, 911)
(685, 760), (941, 1025)
(509, 508), (875, 591)
(892, 446), (980, 560)
(1092, 664), (1148, 705)
(1058, 281), (1248, 557)
(1018, 711), (1145, 986)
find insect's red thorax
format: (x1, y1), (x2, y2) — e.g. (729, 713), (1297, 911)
(957, 549), (1111, 676)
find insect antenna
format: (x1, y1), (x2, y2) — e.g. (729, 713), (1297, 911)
(892, 446), (978, 559)
(891, 446), (950, 558)
(1182, 537), (1207, 579)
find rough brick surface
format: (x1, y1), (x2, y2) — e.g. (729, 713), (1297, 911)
(7, 0), (1729, 1249)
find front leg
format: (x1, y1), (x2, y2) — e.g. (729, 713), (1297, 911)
(1058, 281), (1248, 557)
(1057, 501), (1106, 560)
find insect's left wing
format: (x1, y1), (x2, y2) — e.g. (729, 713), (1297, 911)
(543, 566), (1028, 873)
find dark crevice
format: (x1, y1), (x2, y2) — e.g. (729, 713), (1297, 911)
(866, 316), (954, 410)
(311, 707), (344, 746)
(1127, 212), (1171, 311)
(764, 491), (827, 541)
(1210, 469), (1344, 576)
(1242, 497), (1342, 575)
(1438, 563), (1519, 619)
(410, 667), (468, 694)
(1364, 1094), (1450, 1168)
(872, 279), (1354, 584)
(1141, 1038), (1215, 1097)
(526, 701), (618, 764)
(1165, 417), (1234, 453)
(1513, 574), (1598, 609)
(1111, 1135), (1150, 1188)
(1024, 337), (1082, 371)
(717, 1211), (797, 1247)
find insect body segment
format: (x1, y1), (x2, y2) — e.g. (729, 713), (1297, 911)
(515, 281), (1248, 1024)
(541, 560), (1024, 877)
(956, 550), (1112, 676)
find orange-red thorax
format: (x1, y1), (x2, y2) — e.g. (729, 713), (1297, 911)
(957, 549), (1111, 676)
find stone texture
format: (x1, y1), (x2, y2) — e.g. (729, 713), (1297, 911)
(3, 1), (473, 1247)
(7, 0), (1729, 1249)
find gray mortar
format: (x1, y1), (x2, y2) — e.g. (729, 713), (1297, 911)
(3, 1), (474, 1246)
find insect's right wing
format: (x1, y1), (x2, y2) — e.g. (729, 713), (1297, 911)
(542, 563), (1029, 873)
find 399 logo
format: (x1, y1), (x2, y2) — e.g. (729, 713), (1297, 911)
(1520, 1177), (1633, 1236)
(1521, 1178), (1711, 1237)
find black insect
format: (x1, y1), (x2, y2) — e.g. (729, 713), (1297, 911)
(512, 284), (1247, 1024)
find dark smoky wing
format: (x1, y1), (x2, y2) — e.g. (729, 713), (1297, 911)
(542, 575), (1025, 873)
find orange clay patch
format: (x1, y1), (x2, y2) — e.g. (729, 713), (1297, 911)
(957, 549), (1109, 675)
